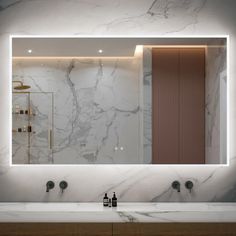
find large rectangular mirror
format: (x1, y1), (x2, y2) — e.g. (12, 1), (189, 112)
(11, 36), (228, 165)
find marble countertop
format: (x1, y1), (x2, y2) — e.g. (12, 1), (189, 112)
(0, 202), (236, 223)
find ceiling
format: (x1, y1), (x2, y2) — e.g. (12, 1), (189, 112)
(12, 37), (226, 57)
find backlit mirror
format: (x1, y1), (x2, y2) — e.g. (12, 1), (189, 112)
(11, 36), (228, 165)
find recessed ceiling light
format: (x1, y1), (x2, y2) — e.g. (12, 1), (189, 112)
(98, 49), (103, 54)
(27, 49), (32, 54)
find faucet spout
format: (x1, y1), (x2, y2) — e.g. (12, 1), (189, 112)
(46, 181), (55, 192)
(172, 181), (181, 192)
(59, 180), (68, 193)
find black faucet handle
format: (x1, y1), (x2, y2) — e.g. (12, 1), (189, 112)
(172, 181), (181, 192)
(46, 181), (55, 192)
(59, 180), (68, 192)
(185, 181), (194, 193)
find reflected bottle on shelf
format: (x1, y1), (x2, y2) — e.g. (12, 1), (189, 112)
(15, 105), (20, 114)
(28, 126), (32, 133)
(23, 126), (27, 132)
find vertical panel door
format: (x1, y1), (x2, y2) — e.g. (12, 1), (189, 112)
(179, 48), (205, 164)
(152, 47), (205, 164)
(152, 48), (180, 164)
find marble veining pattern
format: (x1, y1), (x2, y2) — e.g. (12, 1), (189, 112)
(13, 58), (141, 164)
(0, 202), (236, 222)
(0, 0), (235, 203)
(142, 47), (152, 164)
(205, 42), (227, 164)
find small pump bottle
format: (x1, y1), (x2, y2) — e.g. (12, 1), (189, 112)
(103, 193), (109, 207)
(112, 192), (117, 207)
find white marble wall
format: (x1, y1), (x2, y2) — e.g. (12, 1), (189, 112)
(205, 42), (227, 164)
(142, 47), (152, 164)
(12, 58), (141, 164)
(0, 0), (236, 202)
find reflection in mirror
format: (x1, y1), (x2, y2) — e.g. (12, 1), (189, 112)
(11, 37), (227, 165)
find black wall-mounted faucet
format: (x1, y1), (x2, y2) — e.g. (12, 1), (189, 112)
(59, 180), (68, 193)
(172, 181), (181, 192)
(185, 181), (194, 193)
(46, 181), (55, 192)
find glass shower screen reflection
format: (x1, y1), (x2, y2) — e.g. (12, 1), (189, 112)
(12, 92), (53, 164)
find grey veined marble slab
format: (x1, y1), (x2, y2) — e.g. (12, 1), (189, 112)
(0, 202), (236, 222)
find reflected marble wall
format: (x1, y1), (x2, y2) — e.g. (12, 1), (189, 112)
(142, 47), (152, 164)
(0, 0), (236, 202)
(13, 58), (141, 164)
(205, 42), (227, 164)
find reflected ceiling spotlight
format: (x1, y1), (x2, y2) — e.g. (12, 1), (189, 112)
(98, 49), (103, 54)
(27, 49), (32, 54)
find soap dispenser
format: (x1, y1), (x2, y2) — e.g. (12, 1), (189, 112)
(112, 192), (117, 207)
(103, 193), (109, 207)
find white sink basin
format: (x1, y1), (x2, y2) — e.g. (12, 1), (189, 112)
(0, 202), (236, 222)
(154, 203), (236, 212)
(0, 203), (100, 212)
(1, 202), (235, 212)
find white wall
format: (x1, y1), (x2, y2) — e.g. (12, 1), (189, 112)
(0, 0), (236, 202)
